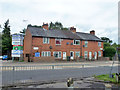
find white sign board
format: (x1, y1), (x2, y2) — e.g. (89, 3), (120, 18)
(12, 34), (23, 41)
(12, 54), (21, 57)
(33, 47), (39, 50)
(12, 50), (23, 54)
(12, 41), (23, 45)
(100, 48), (103, 50)
(12, 50), (23, 57)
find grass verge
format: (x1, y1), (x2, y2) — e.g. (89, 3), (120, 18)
(94, 73), (120, 84)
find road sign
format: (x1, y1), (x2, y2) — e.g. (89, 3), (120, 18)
(35, 52), (40, 57)
(13, 46), (23, 50)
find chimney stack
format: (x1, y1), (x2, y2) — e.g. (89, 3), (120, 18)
(42, 22), (48, 30)
(90, 30), (95, 35)
(70, 26), (76, 33)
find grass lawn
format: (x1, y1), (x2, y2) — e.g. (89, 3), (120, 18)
(95, 73), (120, 84)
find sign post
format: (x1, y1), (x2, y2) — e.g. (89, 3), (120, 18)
(11, 34), (24, 61)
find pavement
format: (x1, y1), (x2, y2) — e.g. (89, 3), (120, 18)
(11, 76), (120, 89)
(0, 60), (119, 71)
(1, 60), (120, 89)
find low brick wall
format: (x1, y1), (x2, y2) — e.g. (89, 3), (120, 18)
(33, 56), (55, 62)
(98, 57), (109, 60)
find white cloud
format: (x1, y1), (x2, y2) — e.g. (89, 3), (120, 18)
(0, 0), (119, 43)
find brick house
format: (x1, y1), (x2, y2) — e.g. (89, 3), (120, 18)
(23, 23), (103, 62)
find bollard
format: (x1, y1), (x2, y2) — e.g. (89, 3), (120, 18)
(116, 73), (120, 83)
(67, 78), (74, 87)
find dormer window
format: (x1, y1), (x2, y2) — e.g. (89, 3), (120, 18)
(56, 39), (61, 45)
(73, 40), (80, 45)
(43, 37), (49, 44)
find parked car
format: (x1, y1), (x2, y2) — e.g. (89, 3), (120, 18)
(2, 55), (8, 60)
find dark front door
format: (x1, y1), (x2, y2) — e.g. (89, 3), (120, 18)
(26, 54), (30, 62)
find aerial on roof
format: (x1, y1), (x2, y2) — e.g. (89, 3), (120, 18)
(27, 26), (102, 41)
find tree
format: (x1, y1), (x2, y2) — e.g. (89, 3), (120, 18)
(104, 47), (116, 59)
(2, 19), (12, 57)
(111, 43), (118, 49)
(49, 21), (68, 30)
(103, 42), (110, 49)
(101, 37), (112, 44)
(49, 22), (55, 29)
(20, 28), (26, 34)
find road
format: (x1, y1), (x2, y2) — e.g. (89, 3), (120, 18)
(2, 66), (118, 86)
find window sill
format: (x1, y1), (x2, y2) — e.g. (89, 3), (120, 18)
(73, 44), (80, 45)
(56, 44), (61, 45)
(43, 43), (49, 44)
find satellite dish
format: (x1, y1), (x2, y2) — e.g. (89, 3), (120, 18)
(49, 46), (52, 49)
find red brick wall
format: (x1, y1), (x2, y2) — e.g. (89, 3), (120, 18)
(82, 40), (103, 59)
(23, 29), (32, 61)
(31, 37), (81, 60)
(23, 30), (103, 61)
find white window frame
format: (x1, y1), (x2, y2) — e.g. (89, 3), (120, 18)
(75, 51), (80, 57)
(98, 42), (101, 47)
(42, 51), (51, 57)
(98, 51), (101, 57)
(84, 51), (88, 58)
(85, 41), (88, 47)
(73, 40), (80, 45)
(55, 39), (61, 45)
(43, 37), (49, 44)
(53, 51), (62, 58)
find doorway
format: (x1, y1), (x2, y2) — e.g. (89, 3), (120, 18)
(89, 52), (92, 60)
(94, 52), (97, 60)
(70, 51), (74, 59)
(63, 52), (66, 60)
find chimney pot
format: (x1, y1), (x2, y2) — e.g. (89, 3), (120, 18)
(70, 26), (76, 33)
(90, 30), (95, 35)
(42, 22), (48, 30)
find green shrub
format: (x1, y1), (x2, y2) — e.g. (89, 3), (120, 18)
(104, 47), (116, 58)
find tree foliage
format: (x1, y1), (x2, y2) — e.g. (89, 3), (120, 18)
(49, 21), (68, 30)
(104, 47), (116, 58)
(101, 37), (116, 59)
(20, 28), (26, 34)
(101, 37), (112, 43)
(2, 19), (12, 56)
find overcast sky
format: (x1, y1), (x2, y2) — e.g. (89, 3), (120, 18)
(0, 0), (119, 43)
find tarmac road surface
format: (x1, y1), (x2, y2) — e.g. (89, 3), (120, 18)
(2, 66), (118, 86)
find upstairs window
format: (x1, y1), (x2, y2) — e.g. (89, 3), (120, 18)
(56, 39), (61, 45)
(73, 40), (80, 45)
(85, 41), (88, 47)
(43, 37), (49, 44)
(98, 42), (101, 47)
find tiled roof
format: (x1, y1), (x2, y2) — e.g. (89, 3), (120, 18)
(28, 26), (102, 41)
(76, 32), (102, 41)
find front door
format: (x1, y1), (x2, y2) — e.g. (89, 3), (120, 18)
(63, 52), (66, 60)
(89, 52), (92, 60)
(94, 52), (97, 60)
(70, 51), (74, 59)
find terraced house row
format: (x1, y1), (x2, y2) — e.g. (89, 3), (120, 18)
(24, 23), (103, 62)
